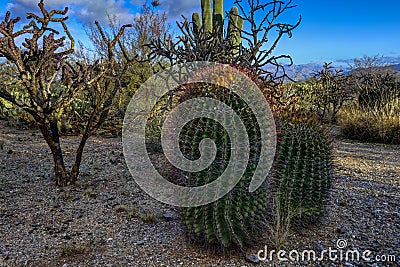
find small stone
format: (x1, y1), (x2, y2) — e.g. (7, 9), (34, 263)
(163, 212), (174, 221)
(245, 254), (259, 264)
(316, 244), (325, 252)
(136, 240), (145, 245)
(61, 233), (71, 239)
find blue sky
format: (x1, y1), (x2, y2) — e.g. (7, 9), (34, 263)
(1, 0), (399, 65)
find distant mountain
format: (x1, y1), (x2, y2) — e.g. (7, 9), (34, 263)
(267, 62), (400, 82)
(282, 63), (325, 81)
(268, 62), (349, 82)
(351, 63), (400, 77)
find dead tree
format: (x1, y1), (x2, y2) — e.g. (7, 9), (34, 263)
(0, 0), (132, 186)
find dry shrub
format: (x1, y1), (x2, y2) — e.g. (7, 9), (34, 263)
(338, 97), (400, 144)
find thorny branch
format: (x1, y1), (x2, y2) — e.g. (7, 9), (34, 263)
(147, 0), (301, 91)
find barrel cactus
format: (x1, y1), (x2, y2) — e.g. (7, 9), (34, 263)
(175, 80), (271, 248)
(274, 121), (332, 225)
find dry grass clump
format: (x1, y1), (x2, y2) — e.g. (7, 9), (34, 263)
(338, 97), (400, 144)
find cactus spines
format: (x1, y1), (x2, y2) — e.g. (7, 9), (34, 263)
(213, 0), (224, 39)
(201, 0), (213, 33)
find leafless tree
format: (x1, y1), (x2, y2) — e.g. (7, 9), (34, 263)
(0, 0), (132, 186)
(83, 2), (171, 121)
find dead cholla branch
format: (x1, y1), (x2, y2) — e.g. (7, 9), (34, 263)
(147, 0), (301, 101)
(0, 0), (132, 186)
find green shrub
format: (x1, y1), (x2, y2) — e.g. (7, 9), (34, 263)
(286, 63), (353, 123)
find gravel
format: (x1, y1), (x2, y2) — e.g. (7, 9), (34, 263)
(0, 122), (399, 266)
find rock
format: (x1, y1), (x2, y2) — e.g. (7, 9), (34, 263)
(162, 212), (174, 221)
(135, 240), (145, 245)
(61, 232), (71, 240)
(62, 219), (73, 224)
(316, 244), (325, 252)
(245, 254), (259, 264)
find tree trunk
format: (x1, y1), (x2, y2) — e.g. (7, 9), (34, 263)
(51, 141), (70, 186)
(69, 132), (90, 185)
(37, 118), (73, 186)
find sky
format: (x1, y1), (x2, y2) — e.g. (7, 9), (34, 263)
(0, 0), (399, 65)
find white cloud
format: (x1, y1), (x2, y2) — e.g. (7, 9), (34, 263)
(6, 0), (202, 25)
(7, 0), (135, 25)
(159, 0), (200, 21)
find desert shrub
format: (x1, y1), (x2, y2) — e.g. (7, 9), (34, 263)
(287, 63), (353, 123)
(349, 55), (400, 110)
(338, 55), (400, 144)
(275, 82), (321, 124)
(0, 63), (35, 124)
(338, 97), (400, 144)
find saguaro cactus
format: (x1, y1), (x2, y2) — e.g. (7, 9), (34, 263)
(227, 6), (243, 54)
(192, 0), (243, 47)
(213, 0), (224, 37)
(200, 0), (213, 32)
